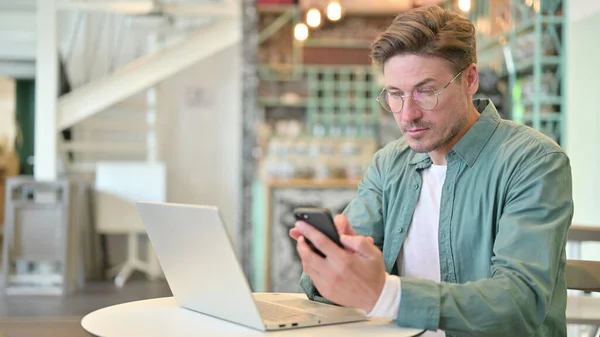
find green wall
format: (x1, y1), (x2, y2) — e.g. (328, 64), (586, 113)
(15, 79), (35, 175)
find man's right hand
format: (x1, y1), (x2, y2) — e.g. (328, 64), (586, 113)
(289, 214), (371, 246)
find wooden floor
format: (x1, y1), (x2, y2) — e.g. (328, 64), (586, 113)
(0, 279), (172, 337)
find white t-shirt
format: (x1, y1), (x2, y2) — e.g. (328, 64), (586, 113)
(367, 164), (446, 337)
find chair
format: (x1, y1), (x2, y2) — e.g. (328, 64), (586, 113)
(94, 161), (166, 288)
(566, 225), (600, 336)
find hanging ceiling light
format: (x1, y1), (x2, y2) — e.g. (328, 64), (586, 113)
(327, 0), (342, 22)
(458, 0), (471, 12)
(306, 8), (322, 28)
(294, 22), (309, 41)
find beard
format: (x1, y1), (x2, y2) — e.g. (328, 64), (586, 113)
(401, 114), (468, 153)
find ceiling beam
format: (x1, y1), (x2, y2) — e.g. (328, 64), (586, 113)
(57, 0), (240, 18)
(57, 19), (241, 131)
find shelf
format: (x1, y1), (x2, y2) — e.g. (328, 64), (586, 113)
(522, 96), (562, 107)
(304, 39), (372, 49)
(501, 56), (561, 77)
(259, 97), (308, 108)
(470, 1), (565, 147)
(478, 16), (564, 53)
(514, 16), (564, 36)
(258, 64), (307, 82)
(516, 56), (561, 72)
(258, 4), (296, 14)
(522, 112), (562, 123)
(266, 178), (361, 189)
(8, 274), (63, 285)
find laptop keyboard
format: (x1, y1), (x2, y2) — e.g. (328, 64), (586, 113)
(275, 298), (332, 310)
(255, 300), (322, 324)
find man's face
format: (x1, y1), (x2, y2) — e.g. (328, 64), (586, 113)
(382, 54), (471, 154)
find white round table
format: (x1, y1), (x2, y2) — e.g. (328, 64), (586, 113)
(81, 296), (425, 337)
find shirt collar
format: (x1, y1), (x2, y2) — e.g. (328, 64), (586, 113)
(408, 99), (501, 167)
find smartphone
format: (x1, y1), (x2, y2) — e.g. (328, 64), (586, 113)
(293, 207), (343, 258)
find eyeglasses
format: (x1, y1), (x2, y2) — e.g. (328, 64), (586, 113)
(376, 70), (463, 114)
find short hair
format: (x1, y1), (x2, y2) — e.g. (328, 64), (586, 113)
(370, 5), (477, 74)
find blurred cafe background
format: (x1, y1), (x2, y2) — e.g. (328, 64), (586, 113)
(0, 0), (598, 336)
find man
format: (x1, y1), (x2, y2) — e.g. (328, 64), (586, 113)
(289, 5), (573, 337)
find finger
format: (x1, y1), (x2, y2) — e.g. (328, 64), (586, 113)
(297, 238), (333, 296)
(340, 235), (379, 258)
(342, 235), (373, 253)
(289, 227), (302, 241)
(292, 221), (313, 241)
(296, 236), (327, 274)
(297, 235), (327, 263)
(334, 214), (356, 236)
(296, 221), (344, 259)
(296, 236), (314, 262)
(344, 236), (374, 253)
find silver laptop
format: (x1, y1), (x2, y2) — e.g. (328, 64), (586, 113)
(136, 201), (367, 331)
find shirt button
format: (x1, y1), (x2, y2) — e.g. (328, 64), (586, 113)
(399, 227), (404, 233)
(413, 183), (419, 190)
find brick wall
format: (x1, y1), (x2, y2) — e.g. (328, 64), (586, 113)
(302, 46), (371, 65)
(260, 13), (394, 66)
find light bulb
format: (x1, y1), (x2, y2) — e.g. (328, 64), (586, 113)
(294, 23), (309, 41)
(327, 1), (342, 22)
(306, 8), (321, 28)
(458, 0), (471, 12)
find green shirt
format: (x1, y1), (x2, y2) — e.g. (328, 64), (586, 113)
(300, 99), (574, 336)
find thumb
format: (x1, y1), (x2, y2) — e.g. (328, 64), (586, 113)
(340, 235), (377, 258)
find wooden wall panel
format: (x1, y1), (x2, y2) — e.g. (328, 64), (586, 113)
(302, 46), (371, 65)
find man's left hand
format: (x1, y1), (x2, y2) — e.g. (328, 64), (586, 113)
(295, 221), (386, 313)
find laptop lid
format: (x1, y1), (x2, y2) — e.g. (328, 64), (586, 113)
(135, 201), (265, 331)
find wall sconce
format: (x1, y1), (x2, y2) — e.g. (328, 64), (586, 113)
(294, 22), (309, 41)
(306, 8), (322, 28)
(458, 0), (471, 12)
(327, 0), (342, 22)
